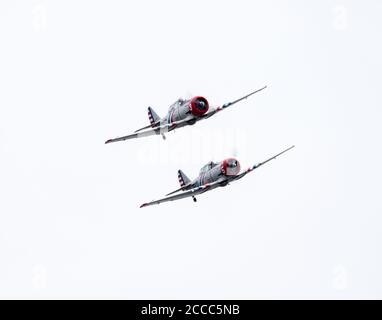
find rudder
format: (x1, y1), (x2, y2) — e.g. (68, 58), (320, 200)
(178, 170), (191, 189)
(148, 107), (160, 127)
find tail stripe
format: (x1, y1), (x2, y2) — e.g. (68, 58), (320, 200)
(178, 172), (185, 187)
(148, 110), (155, 127)
(147, 107), (160, 127)
(177, 170), (191, 190)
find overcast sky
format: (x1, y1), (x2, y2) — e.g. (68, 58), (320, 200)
(0, 0), (381, 299)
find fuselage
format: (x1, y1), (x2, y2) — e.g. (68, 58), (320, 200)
(189, 158), (241, 188)
(163, 96), (210, 126)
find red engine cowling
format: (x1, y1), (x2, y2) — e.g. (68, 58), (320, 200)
(189, 96), (209, 116)
(221, 158), (241, 176)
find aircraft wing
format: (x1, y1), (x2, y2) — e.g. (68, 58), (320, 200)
(202, 86), (267, 120)
(140, 179), (228, 208)
(232, 145), (295, 182)
(105, 129), (159, 144)
(105, 118), (191, 144)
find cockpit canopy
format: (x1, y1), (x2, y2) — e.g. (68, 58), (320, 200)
(168, 98), (187, 112)
(199, 161), (218, 174)
(177, 98), (186, 105)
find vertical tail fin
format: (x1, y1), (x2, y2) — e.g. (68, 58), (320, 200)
(134, 107), (162, 133)
(165, 170), (192, 196)
(178, 170), (191, 189)
(148, 107), (160, 127)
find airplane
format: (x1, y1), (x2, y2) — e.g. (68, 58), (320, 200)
(140, 145), (295, 208)
(105, 86), (267, 144)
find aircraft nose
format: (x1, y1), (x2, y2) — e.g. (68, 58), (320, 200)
(222, 158), (241, 176)
(229, 159), (237, 167)
(196, 100), (205, 110)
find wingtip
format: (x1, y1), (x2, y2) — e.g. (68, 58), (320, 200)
(249, 85), (267, 96)
(105, 139), (111, 144)
(140, 203), (147, 208)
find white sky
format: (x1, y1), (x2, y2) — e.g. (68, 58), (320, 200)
(0, 0), (381, 299)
